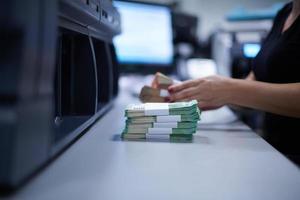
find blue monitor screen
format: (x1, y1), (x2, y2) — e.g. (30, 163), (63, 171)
(113, 1), (173, 65)
(243, 43), (261, 58)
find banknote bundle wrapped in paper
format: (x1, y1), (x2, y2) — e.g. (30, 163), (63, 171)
(122, 100), (201, 141)
(139, 72), (178, 103)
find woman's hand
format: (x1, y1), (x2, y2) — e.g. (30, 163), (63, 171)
(168, 74), (300, 117)
(168, 75), (232, 110)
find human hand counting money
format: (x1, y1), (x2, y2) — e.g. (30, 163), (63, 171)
(167, 75), (232, 111)
(139, 72), (177, 103)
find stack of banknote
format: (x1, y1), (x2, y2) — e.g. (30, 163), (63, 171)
(122, 100), (201, 141)
(139, 72), (177, 103)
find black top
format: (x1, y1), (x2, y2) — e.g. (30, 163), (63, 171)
(252, 2), (300, 155)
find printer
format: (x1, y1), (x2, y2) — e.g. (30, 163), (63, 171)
(0, 0), (120, 190)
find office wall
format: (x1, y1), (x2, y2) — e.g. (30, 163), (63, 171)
(139, 0), (289, 40)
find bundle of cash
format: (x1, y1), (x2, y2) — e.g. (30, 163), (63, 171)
(139, 86), (167, 103)
(122, 100), (201, 141)
(139, 72), (178, 103)
(151, 72), (174, 89)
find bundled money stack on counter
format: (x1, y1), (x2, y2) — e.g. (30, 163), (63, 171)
(122, 100), (201, 141)
(139, 72), (178, 103)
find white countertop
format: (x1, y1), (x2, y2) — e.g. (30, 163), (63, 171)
(3, 88), (300, 200)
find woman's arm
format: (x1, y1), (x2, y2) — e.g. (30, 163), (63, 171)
(228, 79), (300, 118)
(168, 75), (300, 118)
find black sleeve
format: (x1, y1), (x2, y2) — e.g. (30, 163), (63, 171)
(261, 2), (292, 45)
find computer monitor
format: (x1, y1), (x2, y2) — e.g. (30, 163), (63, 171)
(113, 0), (174, 73)
(243, 43), (261, 58)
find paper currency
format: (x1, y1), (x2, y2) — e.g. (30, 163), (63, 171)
(151, 72), (174, 89)
(123, 127), (197, 135)
(121, 100), (201, 141)
(126, 122), (197, 129)
(125, 100), (199, 117)
(122, 133), (193, 141)
(125, 112), (200, 123)
(139, 86), (169, 103)
(139, 72), (177, 103)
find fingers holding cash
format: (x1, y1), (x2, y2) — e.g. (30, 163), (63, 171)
(139, 72), (200, 104)
(168, 79), (198, 93)
(140, 73), (223, 110)
(167, 87), (199, 102)
(168, 75), (230, 110)
(139, 72), (175, 103)
(151, 72), (173, 89)
(124, 73), (228, 141)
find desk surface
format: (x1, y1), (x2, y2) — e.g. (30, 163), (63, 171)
(3, 88), (300, 200)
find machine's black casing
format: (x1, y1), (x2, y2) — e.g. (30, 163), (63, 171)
(0, 0), (120, 191)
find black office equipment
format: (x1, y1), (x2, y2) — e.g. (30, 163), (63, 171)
(230, 31), (266, 79)
(113, 0), (174, 74)
(172, 12), (198, 46)
(0, 0), (120, 191)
